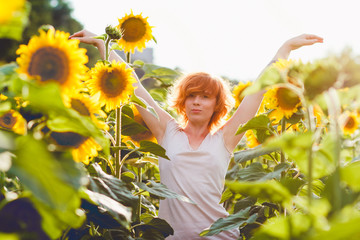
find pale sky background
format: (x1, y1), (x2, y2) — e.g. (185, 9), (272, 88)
(68, 0), (360, 82)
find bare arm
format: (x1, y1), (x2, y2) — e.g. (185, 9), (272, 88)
(222, 34), (323, 152)
(69, 30), (172, 143)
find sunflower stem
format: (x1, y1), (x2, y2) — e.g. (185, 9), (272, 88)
(325, 88), (342, 213)
(105, 35), (111, 61)
(126, 51), (131, 63)
(305, 104), (314, 206)
(137, 166), (142, 221)
(115, 106), (122, 178)
(280, 118), (286, 178)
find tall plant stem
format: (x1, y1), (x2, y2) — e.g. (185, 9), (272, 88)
(105, 36), (111, 61)
(326, 88), (342, 212)
(280, 118), (286, 178)
(137, 166), (142, 221)
(305, 104), (314, 206)
(115, 106), (122, 178)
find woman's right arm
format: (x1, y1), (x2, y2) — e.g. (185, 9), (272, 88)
(69, 30), (173, 143)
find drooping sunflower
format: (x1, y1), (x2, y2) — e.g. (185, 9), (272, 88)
(232, 81), (252, 108)
(116, 10), (153, 53)
(272, 59), (294, 71)
(123, 106), (156, 146)
(50, 131), (101, 165)
(62, 91), (109, 131)
(16, 28), (88, 92)
(341, 111), (359, 135)
(263, 87), (302, 123)
(245, 130), (260, 148)
(86, 60), (136, 111)
(0, 110), (26, 135)
(0, 0), (25, 24)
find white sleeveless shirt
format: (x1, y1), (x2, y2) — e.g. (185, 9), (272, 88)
(158, 119), (240, 239)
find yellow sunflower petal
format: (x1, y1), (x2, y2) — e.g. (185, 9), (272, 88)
(16, 28), (88, 93)
(341, 111), (359, 135)
(72, 137), (102, 165)
(86, 60), (136, 111)
(245, 130), (260, 148)
(116, 10), (153, 53)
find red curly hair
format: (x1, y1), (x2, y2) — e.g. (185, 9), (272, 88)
(169, 72), (234, 131)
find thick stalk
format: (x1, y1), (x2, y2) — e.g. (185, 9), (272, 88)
(104, 36), (111, 61)
(280, 118), (286, 178)
(326, 88), (341, 212)
(137, 166), (142, 221)
(305, 104), (314, 206)
(115, 106), (122, 178)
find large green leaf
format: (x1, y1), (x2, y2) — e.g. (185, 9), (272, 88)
(226, 180), (292, 204)
(341, 161), (360, 192)
(234, 145), (276, 164)
(235, 162), (290, 182)
(236, 115), (271, 135)
(200, 207), (256, 236)
(135, 181), (194, 204)
(84, 189), (132, 229)
(242, 66), (283, 96)
(134, 217), (174, 239)
(138, 140), (169, 160)
(141, 63), (181, 85)
(9, 135), (86, 238)
(130, 93), (159, 120)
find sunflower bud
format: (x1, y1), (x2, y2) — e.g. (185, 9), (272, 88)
(38, 24), (55, 33)
(105, 25), (122, 40)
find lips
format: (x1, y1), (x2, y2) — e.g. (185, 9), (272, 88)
(191, 109), (201, 113)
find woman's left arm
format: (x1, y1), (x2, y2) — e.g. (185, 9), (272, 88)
(222, 34), (323, 152)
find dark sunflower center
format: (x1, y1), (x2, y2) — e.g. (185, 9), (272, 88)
(345, 117), (355, 129)
(0, 112), (16, 129)
(71, 98), (91, 116)
(28, 47), (69, 83)
(276, 88), (300, 110)
(121, 17), (146, 42)
(100, 71), (126, 98)
(50, 132), (88, 148)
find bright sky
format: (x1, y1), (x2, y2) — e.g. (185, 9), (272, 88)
(69, 0), (360, 81)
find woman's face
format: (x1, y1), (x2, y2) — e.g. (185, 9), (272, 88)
(184, 92), (216, 125)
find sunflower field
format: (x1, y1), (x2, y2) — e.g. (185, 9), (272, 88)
(2, 1), (360, 240)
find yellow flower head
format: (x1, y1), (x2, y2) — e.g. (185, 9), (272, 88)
(341, 111), (359, 135)
(0, 0), (25, 24)
(116, 10), (153, 53)
(272, 59), (294, 71)
(16, 28), (88, 93)
(86, 60), (136, 111)
(263, 87), (301, 123)
(123, 106), (156, 146)
(62, 92), (109, 131)
(232, 81), (252, 108)
(0, 109), (26, 135)
(245, 130), (260, 148)
(50, 131), (102, 165)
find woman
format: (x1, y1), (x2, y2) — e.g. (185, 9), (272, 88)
(70, 30), (323, 239)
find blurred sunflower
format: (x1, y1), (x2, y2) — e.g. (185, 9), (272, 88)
(0, 0), (25, 24)
(272, 59), (293, 71)
(0, 110), (26, 135)
(341, 111), (359, 135)
(232, 81), (252, 108)
(123, 106), (156, 146)
(50, 131), (101, 165)
(62, 92), (108, 131)
(245, 130), (260, 148)
(263, 87), (301, 123)
(16, 28), (88, 92)
(116, 10), (153, 53)
(86, 60), (136, 111)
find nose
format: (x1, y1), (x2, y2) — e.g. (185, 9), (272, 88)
(193, 95), (201, 105)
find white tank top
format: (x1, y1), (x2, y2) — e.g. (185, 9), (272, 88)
(158, 119), (240, 239)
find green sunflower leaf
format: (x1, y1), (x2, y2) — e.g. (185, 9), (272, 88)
(236, 115), (271, 135)
(138, 140), (169, 160)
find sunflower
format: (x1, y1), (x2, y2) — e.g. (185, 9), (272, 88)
(16, 28), (88, 92)
(272, 59), (294, 71)
(116, 10), (153, 53)
(263, 87), (302, 123)
(232, 81), (252, 108)
(0, 110), (26, 135)
(0, 0), (25, 24)
(341, 111), (359, 135)
(50, 131), (101, 165)
(123, 106), (156, 146)
(245, 130), (260, 148)
(86, 60), (136, 111)
(62, 91), (109, 131)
